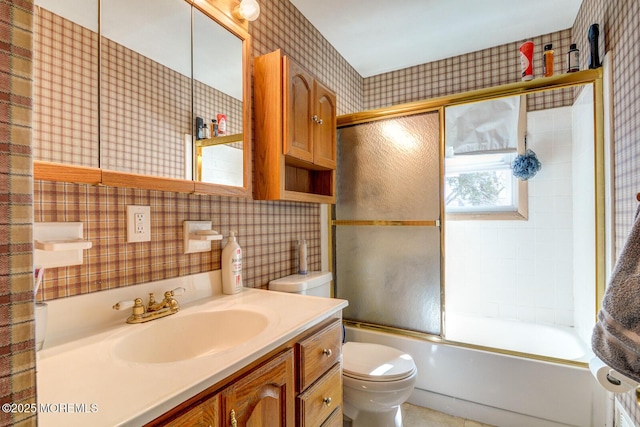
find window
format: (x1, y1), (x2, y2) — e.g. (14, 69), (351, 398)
(444, 95), (528, 220)
(444, 152), (527, 219)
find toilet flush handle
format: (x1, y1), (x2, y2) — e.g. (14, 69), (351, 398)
(322, 348), (332, 357)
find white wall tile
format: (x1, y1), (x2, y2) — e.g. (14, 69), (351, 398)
(445, 107), (576, 328)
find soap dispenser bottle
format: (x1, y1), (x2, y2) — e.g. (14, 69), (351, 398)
(222, 231), (242, 294)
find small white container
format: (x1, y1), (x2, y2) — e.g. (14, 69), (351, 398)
(221, 232), (242, 294)
(298, 239), (308, 275)
(35, 302), (48, 351)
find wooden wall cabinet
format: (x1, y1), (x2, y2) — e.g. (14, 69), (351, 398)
(254, 49), (337, 204)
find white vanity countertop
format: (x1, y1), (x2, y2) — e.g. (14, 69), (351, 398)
(36, 273), (347, 427)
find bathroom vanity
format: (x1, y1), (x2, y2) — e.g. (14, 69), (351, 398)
(150, 318), (343, 426)
(36, 271), (347, 426)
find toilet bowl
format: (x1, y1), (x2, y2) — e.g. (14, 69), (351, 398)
(342, 341), (416, 427)
(268, 272), (417, 427)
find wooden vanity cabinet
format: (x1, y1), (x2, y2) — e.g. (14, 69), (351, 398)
(295, 319), (343, 426)
(150, 350), (294, 427)
(220, 349), (294, 426)
(162, 395), (219, 427)
(254, 49), (337, 204)
(147, 318), (342, 427)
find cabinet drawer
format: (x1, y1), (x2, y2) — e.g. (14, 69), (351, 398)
(297, 320), (342, 391)
(297, 363), (342, 427)
(320, 407), (342, 427)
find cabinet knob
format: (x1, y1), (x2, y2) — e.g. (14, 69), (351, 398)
(322, 348), (332, 357)
(322, 397), (332, 406)
(311, 115), (324, 125)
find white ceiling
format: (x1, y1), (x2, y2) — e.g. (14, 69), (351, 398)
(290, 0), (584, 77)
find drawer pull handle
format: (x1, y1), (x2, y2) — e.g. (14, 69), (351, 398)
(322, 348), (332, 357)
(230, 409), (237, 427)
(322, 397), (332, 406)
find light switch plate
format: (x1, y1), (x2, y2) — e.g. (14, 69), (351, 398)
(127, 205), (151, 243)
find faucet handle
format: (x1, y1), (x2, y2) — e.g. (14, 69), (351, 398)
(170, 287), (186, 296)
(113, 300), (135, 310)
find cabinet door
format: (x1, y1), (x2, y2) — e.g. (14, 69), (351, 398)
(284, 57), (314, 163)
(221, 349), (295, 427)
(162, 394), (219, 427)
(312, 81), (337, 169)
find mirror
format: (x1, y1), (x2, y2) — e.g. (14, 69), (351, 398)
(195, 133), (244, 186)
(192, 5), (245, 186)
(100, 0), (192, 178)
(33, 0), (99, 167)
(33, 0), (251, 195)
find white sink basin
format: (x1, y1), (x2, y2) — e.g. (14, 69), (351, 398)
(113, 309), (269, 363)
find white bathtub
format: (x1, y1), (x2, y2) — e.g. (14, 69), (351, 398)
(445, 313), (592, 363)
(345, 322), (610, 427)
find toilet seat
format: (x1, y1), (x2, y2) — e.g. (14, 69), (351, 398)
(342, 342), (416, 382)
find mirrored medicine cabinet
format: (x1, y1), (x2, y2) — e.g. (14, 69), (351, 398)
(32, 0), (251, 197)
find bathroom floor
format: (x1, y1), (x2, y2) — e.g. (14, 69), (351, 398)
(343, 404), (495, 426)
(401, 403), (495, 427)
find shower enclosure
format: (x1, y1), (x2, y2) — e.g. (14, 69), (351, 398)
(334, 112), (442, 335)
(333, 71), (605, 364)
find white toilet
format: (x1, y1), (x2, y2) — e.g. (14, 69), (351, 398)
(269, 272), (417, 427)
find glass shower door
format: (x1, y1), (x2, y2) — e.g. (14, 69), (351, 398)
(334, 112), (441, 335)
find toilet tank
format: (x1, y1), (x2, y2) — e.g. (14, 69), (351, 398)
(268, 271), (333, 297)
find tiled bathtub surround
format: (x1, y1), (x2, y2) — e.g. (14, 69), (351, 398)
(446, 107), (577, 327)
(33, 181), (321, 301)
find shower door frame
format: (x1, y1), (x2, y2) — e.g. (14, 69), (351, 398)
(331, 68), (605, 368)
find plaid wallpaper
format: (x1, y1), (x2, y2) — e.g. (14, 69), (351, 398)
(33, 181), (320, 300)
(32, 7), (99, 168)
(4, 0), (640, 424)
(2, 0), (37, 425)
(364, 29), (575, 112)
(572, 0), (640, 421)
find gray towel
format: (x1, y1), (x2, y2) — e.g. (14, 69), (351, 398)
(592, 204), (640, 384)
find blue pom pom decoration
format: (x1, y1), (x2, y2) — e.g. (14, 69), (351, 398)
(512, 149), (542, 180)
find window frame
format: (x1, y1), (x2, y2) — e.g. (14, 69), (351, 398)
(445, 95), (528, 221)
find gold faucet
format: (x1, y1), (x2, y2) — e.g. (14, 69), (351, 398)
(113, 287), (185, 324)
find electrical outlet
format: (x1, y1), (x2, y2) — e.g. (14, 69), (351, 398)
(127, 205), (151, 243)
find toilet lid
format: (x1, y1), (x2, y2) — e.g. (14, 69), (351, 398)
(342, 342), (416, 382)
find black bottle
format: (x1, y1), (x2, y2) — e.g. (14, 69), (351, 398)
(588, 24), (601, 69)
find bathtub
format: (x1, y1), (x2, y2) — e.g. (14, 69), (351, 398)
(444, 313), (592, 363)
(345, 320), (610, 427)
